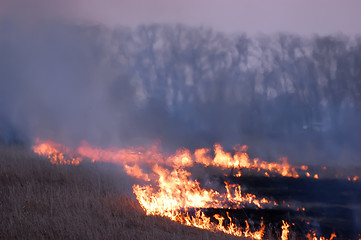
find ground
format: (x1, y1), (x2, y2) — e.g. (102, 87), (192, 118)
(0, 145), (244, 240)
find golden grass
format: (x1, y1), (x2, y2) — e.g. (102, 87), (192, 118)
(0, 145), (245, 240)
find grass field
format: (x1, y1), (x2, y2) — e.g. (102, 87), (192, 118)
(0, 145), (246, 240)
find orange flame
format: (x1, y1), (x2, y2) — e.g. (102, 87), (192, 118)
(281, 220), (290, 240)
(31, 139), (345, 239)
(32, 139), (82, 165)
(307, 232), (337, 240)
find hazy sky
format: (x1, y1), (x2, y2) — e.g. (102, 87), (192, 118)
(1, 0), (361, 35)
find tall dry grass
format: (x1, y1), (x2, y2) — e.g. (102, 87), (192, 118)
(0, 145), (244, 240)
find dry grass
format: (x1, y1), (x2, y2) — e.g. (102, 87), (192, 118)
(0, 145), (245, 240)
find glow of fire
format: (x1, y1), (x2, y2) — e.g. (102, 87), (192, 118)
(281, 220), (289, 240)
(32, 139), (345, 239)
(32, 139), (82, 165)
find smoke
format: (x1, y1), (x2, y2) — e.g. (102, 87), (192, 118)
(0, 11), (234, 150)
(1, 1), (361, 167)
(1, 21), (124, 146)
(3, 0), (361, 34)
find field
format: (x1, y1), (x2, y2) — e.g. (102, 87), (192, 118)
(0, 145), (243, 240)
(2, 143), (360, 239)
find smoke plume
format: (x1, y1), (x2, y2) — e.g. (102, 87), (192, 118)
(1, 1), (361, 167)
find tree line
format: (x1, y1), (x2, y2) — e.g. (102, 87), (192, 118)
(1, 22), (361, 161)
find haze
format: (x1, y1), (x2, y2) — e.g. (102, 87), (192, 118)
(1, 0), (361, 166)
(1, 0), (361, 35)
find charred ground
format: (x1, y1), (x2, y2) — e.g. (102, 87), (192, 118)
(212, 174), (361, 239)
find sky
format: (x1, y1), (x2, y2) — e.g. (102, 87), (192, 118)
(1, 0), (361, 35)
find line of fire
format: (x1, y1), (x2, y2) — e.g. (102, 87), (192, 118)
(32, 138), (360, 239)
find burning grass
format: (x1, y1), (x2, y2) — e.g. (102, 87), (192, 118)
(3, 140), (356, 239)
(0, 145), (244, 240)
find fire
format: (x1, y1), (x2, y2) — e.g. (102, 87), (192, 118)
(307, 232), (336, 240)
(32, 139), (82, 165)
(205, 144), (301, 178)
(31, 139), (347, 239)
(281, 220), (289, 240)
(124, 164), (150, 181)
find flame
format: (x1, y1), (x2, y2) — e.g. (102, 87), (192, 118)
(281, 220), (290, 240)
(32, 139), (82, 165)
(31, 139), (347, 239)
(307, 232), (337, 240)
(207, 144), (301, 178)
(124, 164), (150, 181)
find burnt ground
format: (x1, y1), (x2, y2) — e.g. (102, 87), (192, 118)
(201, 175), (361, 239)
